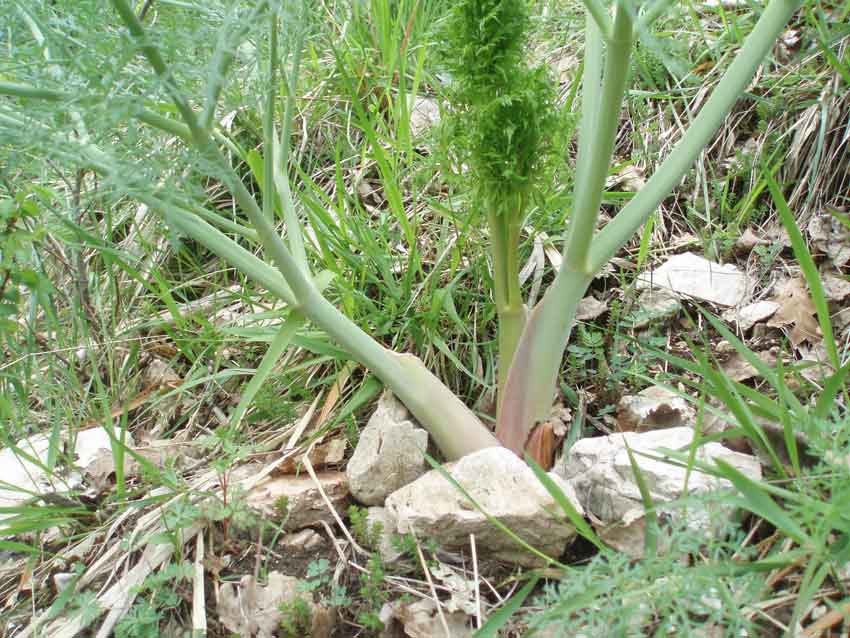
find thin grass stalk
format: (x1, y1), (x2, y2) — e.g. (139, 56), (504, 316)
(263, 13), (279, 224)
(489, 194), (527, 398)
(275, 2), (309, 270)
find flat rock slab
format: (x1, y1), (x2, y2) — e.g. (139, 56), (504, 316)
(722, 300), (780, 330)
(347, 392), (429, 506)
(558, 427), (761, 557)
(636, 252), (748, 307)
(385, 447), (582, 567)
(246, 471), (349, 531)
(0, 428), (134, 516)
(576, 296), (608, 321)
(617, 386), (696, 432)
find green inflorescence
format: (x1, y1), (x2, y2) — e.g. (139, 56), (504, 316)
(441, 0), (558, 213)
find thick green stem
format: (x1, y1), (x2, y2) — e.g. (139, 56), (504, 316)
(572, 13), (604, 211)
(497, 0), (799, 455)
(497, 305), (526, 393)
(580, 0), (614, 40)
(488, 197), (527, 398)
(563, 2), (633, 273)
(300, 287), (499, 458)
(108, 0), (498, 459)
(496, 269), (592, 453)
(496, 3), (633, 452)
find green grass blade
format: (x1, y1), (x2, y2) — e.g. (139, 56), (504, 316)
(230, 313), (305, 430)
(814, 361), (850, 419)
(766, 170), (839, 368)
(625, 442), (658, 558)
(474, 574), (540, 638)
(788, 559), (831, 634)
(713, 458), (809, 545)
(525, 453), (606, 552)
(695, 348), (786, 475)
(774, 354), (800, 476)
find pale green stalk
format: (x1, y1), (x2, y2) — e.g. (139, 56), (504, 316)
(278, 0), (305, 178)
(497, 2), (634, 452)
(183, 201), (259, 241)
(572, 13), (604, 207)
(273, 1), (309, 270)
(489, 193), (527, 398)
(564, 2), (633, 273)
(497, 0), (800, 453)
(263, 13), (279, 224)
(581, 0), (614, 40)
(162, 210), (298, 305)
(108, 0), (498, 458)
(272, 132), (308, 268)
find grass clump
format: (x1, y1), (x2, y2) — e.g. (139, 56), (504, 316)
(527, 523), (762, 636)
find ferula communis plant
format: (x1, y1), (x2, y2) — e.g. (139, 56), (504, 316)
(0, 0), (802, 461)
(440, 0), (559, 399)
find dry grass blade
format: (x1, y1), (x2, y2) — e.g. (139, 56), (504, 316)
(192, 533), (207, 636)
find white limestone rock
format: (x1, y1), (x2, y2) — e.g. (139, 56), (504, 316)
(246, 470), (349, 531)
(347, 392), (429, 506)
(0, 427), (134, 517)
(558, 427), (761, 557)
(385, 447), (582, 567)
(636, 252), (748, 307)
(722, 300), (780, 330)
(630, 289), (682, 328)
(617, 386), (696, 432)
(408, 96), (441, 137)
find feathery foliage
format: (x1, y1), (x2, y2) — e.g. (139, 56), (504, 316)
(441, 0), (558, 209)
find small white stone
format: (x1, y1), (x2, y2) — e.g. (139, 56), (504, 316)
(366, 506), (403, 562)
(617, 386), (695, 432)
(637, 252), (748, 307)
(346, 392), (429, 506)
(722, 301), (780, 330)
